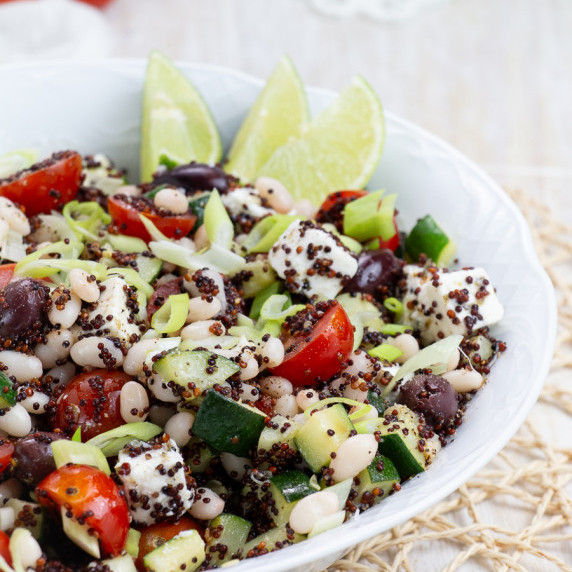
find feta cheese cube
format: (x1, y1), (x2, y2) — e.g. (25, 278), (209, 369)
(222, 187), (274, 220)
(268, 220), (358, 300)
(401, 265), (504, 344)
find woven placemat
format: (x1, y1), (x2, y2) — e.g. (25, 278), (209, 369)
(328, 189), (572, 572)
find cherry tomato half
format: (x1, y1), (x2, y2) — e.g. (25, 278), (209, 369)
(54, 369), (132, 440)
(316, 190), (368, 233)
(270, 301), (354, 386)
(0, 264), (16, 289)
(0, 151), (82, 216)
(108, 195), (196, 242)
(147, 277), (185, 319)
(136, 517), (202, 570)
(0, 530), (11, 567)
(36, 464), (129, 557)
(0, 441), (14, 474)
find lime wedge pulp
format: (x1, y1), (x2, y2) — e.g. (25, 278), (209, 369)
(0, 149), (38, 179)
(140, 51), (222, 182)
(225, 55), (310, 183)
(257, 76), (385, 205)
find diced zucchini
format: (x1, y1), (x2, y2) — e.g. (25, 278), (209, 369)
(238, 257), (278, 299)
(6, 499), (44, 540)
(125, 528), (141, 558)
(61, 507), (100, 558)
(185, 436), (217, 473)
(260, 470), (314, 526)
(257, 414), (299, 455)
(464, 333), (494, 367)
(336, 293), (385, 333)
(153, 350), (240, 398)
(404, 214), (456, 266)
(366, 390), (389, 416)
(143, 530), (205, 572)
(205, 513), (251, 564)
(100, 555), (137, 572)
(294, 404), (354, 474)
(192, 390), (267, 457)
(241, 525), (304, 557)
(377, 404), (425, 478)
(0, 372), (16, 408)
(354, 453), (400, 506)
(86, 422), (162, 457)
(135, 254), (163, 284)
(249, 281), (282, 319)
(105, 234), (147, 254)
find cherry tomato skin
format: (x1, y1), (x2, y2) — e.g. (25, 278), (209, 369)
(378, 217), (400, 252)
(136, 517), (202, 570)
(55, 369), (132, 440)
(108, 195), (196, 242)
(0, 441), (14, 474)
(0, 264), (16, 289)
(36, 464), (129, 557)
(270, 302), (354, 386)
(147, 277), (184, 319)
(0, 530), (11, 566)
(316, 190), (368, 233)
(0, 151), (82, 216)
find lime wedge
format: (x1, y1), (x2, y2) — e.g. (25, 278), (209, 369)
(257, 76), (385, 205)
(0, 149), (38, 179)
(140, 51), (222, 182)
(225, 56), (309, 183)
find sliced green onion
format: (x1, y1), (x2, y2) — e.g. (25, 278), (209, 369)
(381, 323), (410, 335)
(368, 343), (403, 362)
(339, 234), (363, 254)
(37, 214), (78, 243)
(204, 189), (233, 249)
(343, 189), (384, 241)
(18, 258), (108, 281)
(188, 192), (211, 228)
(51, 439), (111, 475)
(383, 334), (463, 395)
(106, 234), (148, 254)
(71, 428), (82, 443)
(249, 282), (282, 320)
(227, 325), (263, 340)
(364, 237), (381, 250)
(384, 297), (403, 315)
(63, 201), (111, 242)
(151, 293), (189, 334)
(14, 240), (84, 277)
(259, 294), (301, 321)
(139, 213), (169, 242)
(125, 529), (142, 558)
(309, 474), (321, 491)
(303, 396), (365, 418)
(86, 422), (162, 457)
(180, 335), (239, 351)
(236, 313), (255, 328)
(107, 267), (154, 299)
(242, 215), (300, 253)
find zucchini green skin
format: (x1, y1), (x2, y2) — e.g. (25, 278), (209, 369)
(143, 530), (205, 572)
(404, 214), (455, 266)
(192, 390), (267, 457)
(354, 453), (400, 506)
(0, 372), (16, 408)
(294, 404), (354, 474)
(366, 390), (389, 416)
(188, 192), (211, 228)
(205, 513), (251, 565)
(241, 525), (304, 557)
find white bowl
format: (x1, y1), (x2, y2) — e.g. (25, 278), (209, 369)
(0, 60), (557, 571)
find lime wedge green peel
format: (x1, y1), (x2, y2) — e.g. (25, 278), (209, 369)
(225, 55), (310, 183)
(0, 149), (38, 179)
(140, 51), (222, 182)
(257, 76), (385, 205)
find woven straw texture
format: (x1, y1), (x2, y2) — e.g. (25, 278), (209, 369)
(329, 189), (572, 571)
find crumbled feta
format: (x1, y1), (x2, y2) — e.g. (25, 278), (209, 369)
(81, 275), (141, 344)
(115, 438), (194, 525)
(222, 187), (274, 220)
(268, 220), (358, 300)
(401, 265), (504, 344)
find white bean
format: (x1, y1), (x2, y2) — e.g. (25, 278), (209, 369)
(254, 177), (294, 214)
(259, 337), (285, 369)
(274, 394), (299, 418)
(34, 328), (73, 369)
(329, 434), (378, 482)
(70, 336), (124, 368)
(259, 376), (293, 398)
(11, 528), (43, 570)
(0, 197), (30, 235)
(114, 184), (141, 197)
(447, 348), (461, 372)
(293, 198), (317, 219)
(193, 224), (209, 250)
(390, 334), (419, 364)
(0, 507), (14, 532)
(155, 273), (178, 287)
(0, 351), (42, 381)
(148, 404), (176, 427)
(442, 369), (484, 393)
(181, 320), (224, 341)
(153, 187), (189, 214)
(185, 270), (227, 312)
(147, 373), (179, 403)
(342, 380), (368, 403)
(69, 268), (100, 303)
(189, 487), (225, 520)
(45, 362), (76, 389)
(0, 404), (32, 437)
(239, 358), (259, 381)
(296, 389), (320, 411)
(20, 390), (50, 414)
(48, 289), (81, 328)
(221, 452), (252, 481)
(164, 411), (195, 448)
(237, 383), (259, 401)
(120, 381), (149, 423)
(289, 490), (339, 534)
(187, 296), (221, 323)
(124, 338), (165, 376)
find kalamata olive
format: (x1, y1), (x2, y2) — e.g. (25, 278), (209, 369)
(397, 374), (459, 430)
(343, 249), (404, 298)
(152, 162), (229, 194)
(12, 431), (67, 487)
(0, 278), (49, 340)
